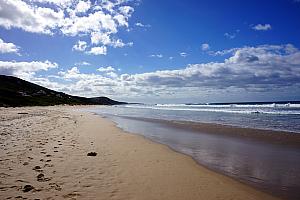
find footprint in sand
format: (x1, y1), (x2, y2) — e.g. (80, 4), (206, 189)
(37, 173), (44, 181)
(44, 163), (54, 168)
(63, 193), (81, 199)
(37, 173), (51, 182)
(15, 195), (26, 199)
(0, 172), (11, 178)
(23, 162), (29, 166)
(32, 166), (43, 172)
(49, 183), (62, 191)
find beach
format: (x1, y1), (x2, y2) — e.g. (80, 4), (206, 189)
(0, 106), (280, 200)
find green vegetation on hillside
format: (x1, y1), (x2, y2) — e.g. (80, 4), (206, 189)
(0, 75), (125, 107)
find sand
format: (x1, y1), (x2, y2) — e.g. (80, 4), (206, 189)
(0, 106), (280, 200)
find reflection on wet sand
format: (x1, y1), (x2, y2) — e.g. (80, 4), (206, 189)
(109, 115), (300, 200)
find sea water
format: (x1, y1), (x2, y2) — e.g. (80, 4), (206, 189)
(91, 102), (300, 133)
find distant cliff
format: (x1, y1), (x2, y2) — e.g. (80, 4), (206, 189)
(0, 75), (126, 107)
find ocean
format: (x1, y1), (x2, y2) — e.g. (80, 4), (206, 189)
(86, 101), (300, 200)
(91, 101), (300, 133)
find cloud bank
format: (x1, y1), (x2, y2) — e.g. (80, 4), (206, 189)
(12, 44), (299, 101)
(0, 60), (58, 79)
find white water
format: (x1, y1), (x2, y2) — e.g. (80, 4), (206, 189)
(90, 103), (300, 133)
(123, 103), (300, 115)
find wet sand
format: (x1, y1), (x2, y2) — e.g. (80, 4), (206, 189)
(108, 116), (300, 200)
(117, 116), (300, 146)
(0, 106), (279, 200)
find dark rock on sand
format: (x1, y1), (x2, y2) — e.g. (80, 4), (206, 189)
(23, 185), (34, 192)
(87, 152), (97, 156)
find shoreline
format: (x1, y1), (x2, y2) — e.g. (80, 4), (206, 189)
(78, 109), (282, 200)
(103, 115), (279, 197)
(114, 116), (300, 146)
(92, 112), (300, 200)
(0, 106), (280, 199)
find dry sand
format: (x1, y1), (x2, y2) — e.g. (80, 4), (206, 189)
(0, 106), (280, 200)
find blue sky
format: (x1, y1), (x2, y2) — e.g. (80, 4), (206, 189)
(0, 0), (300, 103)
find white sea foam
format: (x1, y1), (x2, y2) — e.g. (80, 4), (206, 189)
(90, 102), (300, 133)
(156, 103), (300, 108)
(123, 104), (300, 115)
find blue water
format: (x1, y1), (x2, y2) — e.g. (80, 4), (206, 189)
(89, 103), (300, 133)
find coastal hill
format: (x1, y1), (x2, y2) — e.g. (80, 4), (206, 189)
(0, 75), (125, 107)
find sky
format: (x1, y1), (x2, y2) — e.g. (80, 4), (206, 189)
(0, 0), (300, 103)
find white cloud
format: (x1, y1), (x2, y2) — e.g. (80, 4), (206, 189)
(7, 43), (299, 102)
(0, 0), (64, 34)
(252, 24), (272, 31)
(224, 30), (240, 39)
(68, 66), (80, 74)
(224, 32), (236, 39)
(0, 38), (20, 54)
(72, 40), (87, 51)
(118, 6), (134, 17)
(97, 66), (116, 72)
(48, 44), (300, 99)
(75, 0), (91, 13)
(0, 0), (137, 55)
(30, 0), (74, 8)
(131, 44), (300, 91)
(61, 11), (118, 36)
(149, 54), (163, 58)
(55, 67), (120, 96)
(114, 14), (128, 27)
(201, 43), (210, 51)
(74, 61), (91, 66)
(0, 60), (57, 78)
(91, 32), (111, 45)
(0, 0), (134, 35)
(106, 71), (118, 78)
(88, 46), (107, 55)
(91, 32), (132, 48)
(110, 39), (125, 47)
(211, 48), (238, 56)
(135, 22), (151, 28)
(180, 52), (187, 57)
